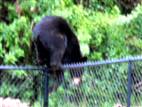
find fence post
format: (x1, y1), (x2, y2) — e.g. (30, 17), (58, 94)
(127, 61), (132, 107)
(43, 68), (49, 107)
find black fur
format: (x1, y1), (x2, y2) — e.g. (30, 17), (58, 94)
(31, 16), (87, 104)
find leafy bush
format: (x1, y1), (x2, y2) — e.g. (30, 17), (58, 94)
(88, 0), (116, 12)
(124, 5), (142, 54)
(1, 0), (142, 64)
(0, 17), (31, 64)
(1, 0), (142, 106)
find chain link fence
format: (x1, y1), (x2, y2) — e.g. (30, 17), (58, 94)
(0, 56), (142, 107)
(0, 67), (44, 107)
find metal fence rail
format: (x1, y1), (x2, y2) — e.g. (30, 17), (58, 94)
(0, 55), (142, 107)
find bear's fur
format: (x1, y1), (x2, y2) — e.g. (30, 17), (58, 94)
(32, 16), (87, 94)
(32, 16), (86, 75)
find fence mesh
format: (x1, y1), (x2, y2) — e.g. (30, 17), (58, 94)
(49, 63), (128, 107)
(0, 56), (142, 107)
(49, 60), (142, 107)
(131, 61), (142, 107)
(0, 69), (44, 107)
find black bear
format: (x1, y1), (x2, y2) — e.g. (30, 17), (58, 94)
(32, 16), (87, 90)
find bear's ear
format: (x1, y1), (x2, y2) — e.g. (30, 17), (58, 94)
(80, 56), (87, 62)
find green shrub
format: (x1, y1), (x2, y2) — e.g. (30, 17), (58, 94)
(1, 1), (142, 106)
(0, 16), (31, 64)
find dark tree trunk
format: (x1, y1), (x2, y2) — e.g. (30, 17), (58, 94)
(0, 0), (18, 24)
(116, 0), (141, 15)
(73, 0), (90, 7)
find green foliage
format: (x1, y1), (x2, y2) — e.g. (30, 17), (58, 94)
(124, 5), (142, 54)
(1, 0), (142, 106)
(88, 0), (116, 12)
(0, 16), (31, 64)
(1, 0), (142, 63)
